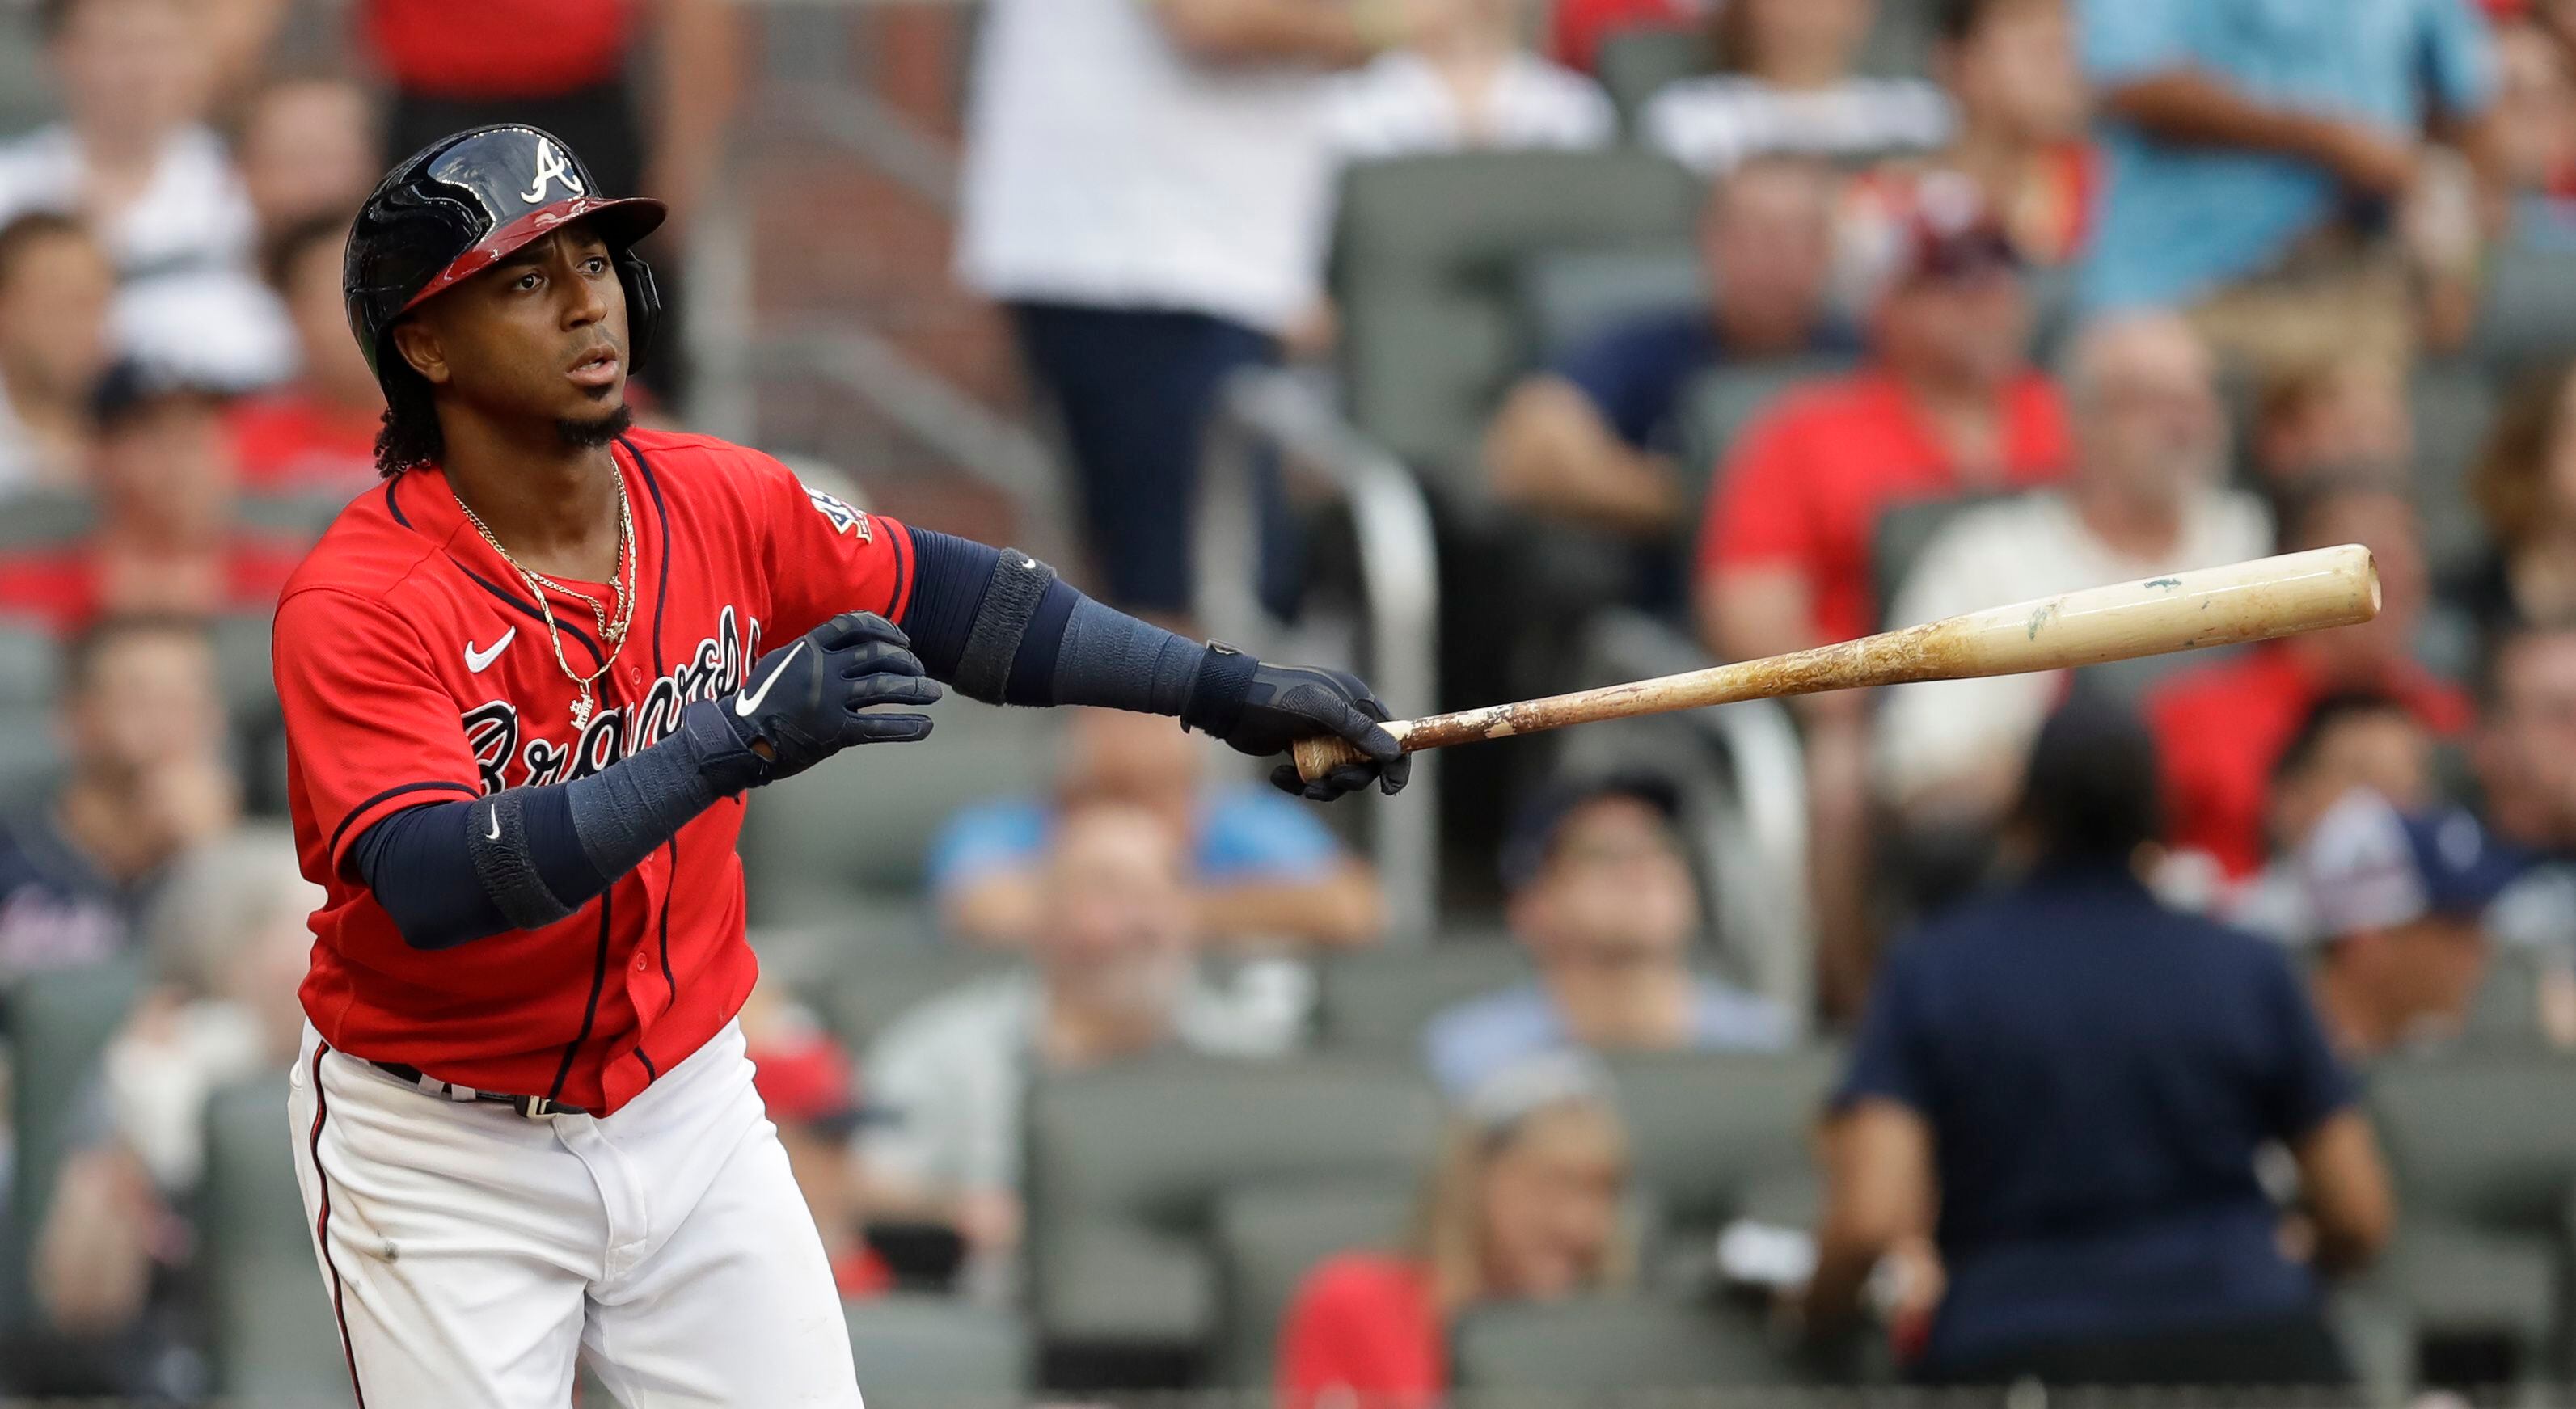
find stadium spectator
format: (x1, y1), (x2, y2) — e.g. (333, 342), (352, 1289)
(0, 213), (115, 491)
(2292, 790), (2524, 1057)
(1642, 0), (1952, 175)
(0, 361), (305, 636)
(2249, 352), (2414, 490)
(1806, 702), (2392, 1386)
(222, 216), (385, 494)
(1484, 155), (1848, 538)
(961, 0), (1460, 616)
(1326, 0), (1615, 161)
(1841, 0), (2094, 276)
(2076, 0), (2500, 372)
(861, 801), (1277, 1272)
(0, 0), (292, 390)
(2493, 16), (2576, 210)
(1277, 1053), (1634, 1409)
(231, 74), (380, 249)
(2462, 358), (2576, 634)
(1422, 772), (1789, 1099)
(23, 832), (312, 1398)
(2477, 623), (2576, 852)
(2215, 691), (2439, 939)
(745, 1003), (895, 1300)
(929, 707), (1383, 951)
(2148, 481), (2472, 878)
(1550, 0), (1705, 73)
(1696, 185), (2064, 1011)
(1874, 314), (2267, 843)
(0, 617), (235, 1002)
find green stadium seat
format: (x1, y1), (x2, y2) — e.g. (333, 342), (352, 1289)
(2409, 359), (2499, 578)
(0, 488), (94, 551)
(1333, 150), (1703, 496)
(1451, 1294), (1801, 1401)
(842, 1295), (1033, 1409)
(1672, 354), (1857, 512)
(2367, 1050), (2576, 1374)
(1595, 27), (1708, 135)
(201, 1078), (353, 1403)
(0, 618), (61, 812)
(1515, 246), (1704, 363)
(736, 702), (1058, 929)
(2469, 246), (2576, 377)
(812, 943), (1019, 1052)
(1213, 1178), (1417, 1385)
(2, 954), (145, 1333)
(1315, 939), (1532, 1054)
(1607, 1048), (1840, 1243)
(238, 491), (355, 542)
(1023, 1056), (1439, 1359)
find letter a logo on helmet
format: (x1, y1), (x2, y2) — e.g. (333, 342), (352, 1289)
(519, 138), (585, 205)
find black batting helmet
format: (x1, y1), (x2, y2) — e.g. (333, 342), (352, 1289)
(343, 124), (665, 397)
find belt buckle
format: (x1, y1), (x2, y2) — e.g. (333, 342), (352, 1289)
(517, 1095), (561, 1120)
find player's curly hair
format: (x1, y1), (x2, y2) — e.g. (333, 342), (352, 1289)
(374, 361), (442, 478)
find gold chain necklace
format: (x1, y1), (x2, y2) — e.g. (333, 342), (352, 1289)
(455, 471), (637, 730)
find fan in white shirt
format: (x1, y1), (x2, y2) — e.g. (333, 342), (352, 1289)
(1641, 0), (1953, 175)
(1873, 313), (2272, 826)
(0, 0), (292, 392)
(1325, 0), (1615, 162)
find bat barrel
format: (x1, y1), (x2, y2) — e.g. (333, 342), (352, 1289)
(1287, 544), (2380, 784)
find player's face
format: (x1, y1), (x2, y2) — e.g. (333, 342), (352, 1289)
(400, 226), (631, 442)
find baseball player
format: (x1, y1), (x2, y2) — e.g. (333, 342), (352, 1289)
(274, 124), (1408, 1408)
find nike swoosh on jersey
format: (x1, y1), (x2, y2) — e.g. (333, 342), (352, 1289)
(465, 627), (517, 673)
(737, 640), (808, 717)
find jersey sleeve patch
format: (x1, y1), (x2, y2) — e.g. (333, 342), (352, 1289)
(805, 488), (871, 542)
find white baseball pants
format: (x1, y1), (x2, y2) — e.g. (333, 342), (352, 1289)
(287, 1020), (864, 1408)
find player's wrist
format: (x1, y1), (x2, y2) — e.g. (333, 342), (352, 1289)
(678, 698), (771, 795)
(1179, 641), (1257, 737)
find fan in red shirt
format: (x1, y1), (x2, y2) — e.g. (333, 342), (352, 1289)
(1277, 1057), (1634, 1409)
(225, 214), (386, 495)
(2147, 481), (2471, 880)
(0, 360), (306, 637)
(1548, 0), (1704, 71)
(1694, 185), (2065, 1014)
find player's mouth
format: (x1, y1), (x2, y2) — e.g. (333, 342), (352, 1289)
(567, 345), (622, 390)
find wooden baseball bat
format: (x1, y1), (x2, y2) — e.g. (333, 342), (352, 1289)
(1292, 543), (2381, 784)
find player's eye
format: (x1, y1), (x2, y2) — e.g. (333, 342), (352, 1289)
(513, 271), (543, 292)
(583, 256), (610, 275)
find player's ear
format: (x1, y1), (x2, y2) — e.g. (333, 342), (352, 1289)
(390, 319), (451, 387)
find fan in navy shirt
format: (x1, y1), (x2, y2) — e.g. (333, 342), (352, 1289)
(1484, 154), (1852, 544)
(1805, 701), (2392, 1386)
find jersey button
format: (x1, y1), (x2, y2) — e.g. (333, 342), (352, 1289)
(634, 954), (649, 973)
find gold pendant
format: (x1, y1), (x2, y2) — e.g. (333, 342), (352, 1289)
(571, 692), (594, 729)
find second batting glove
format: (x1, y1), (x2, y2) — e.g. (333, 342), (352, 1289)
(679, 611), (941, 793)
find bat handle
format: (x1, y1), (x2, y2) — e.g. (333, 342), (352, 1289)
(1291, 720), (1417, 785)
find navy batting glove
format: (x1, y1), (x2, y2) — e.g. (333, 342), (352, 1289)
(694, 612), (940, 789)
(1183, 647), (1408, 802)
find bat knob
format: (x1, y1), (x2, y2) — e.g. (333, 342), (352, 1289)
(1292, 733), (1369, 784)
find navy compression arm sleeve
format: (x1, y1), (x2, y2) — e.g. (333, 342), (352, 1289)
(353, 705), (739, 950)
(902, 527), (1217, 717)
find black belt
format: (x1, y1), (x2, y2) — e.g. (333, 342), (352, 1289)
(368, 1060), (594, 1120)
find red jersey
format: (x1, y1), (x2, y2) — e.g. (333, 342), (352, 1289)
(1275, 1253), (1445, 1409)
(1696, 369), (2068, 644)
(365, 0), (636, 97)
(0, 535), (307, 637)
(227, 393), (383, 495)
(272, 431), (912, 1116)
(2146, 643), (2473, 879)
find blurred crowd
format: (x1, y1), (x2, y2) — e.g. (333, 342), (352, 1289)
(7, 0), (2576, 1403)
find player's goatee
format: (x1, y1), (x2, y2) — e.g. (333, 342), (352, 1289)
(557, 403), (636, 451)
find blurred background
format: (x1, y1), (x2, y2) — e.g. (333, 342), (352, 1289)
(9, 0), (2576, 1404)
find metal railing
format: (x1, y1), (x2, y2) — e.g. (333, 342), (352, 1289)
(1196, 368), (1442, 941)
